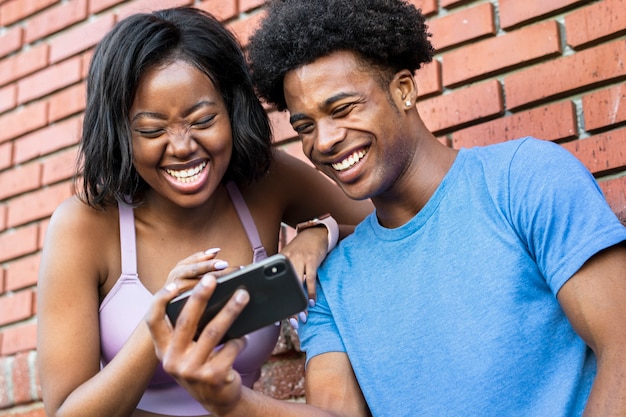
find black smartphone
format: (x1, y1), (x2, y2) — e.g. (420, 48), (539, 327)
(165, 254), (307, 342)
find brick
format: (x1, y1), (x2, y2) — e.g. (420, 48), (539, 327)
(419, 79), (504, 134)
(38, 218), (50, 250)
(428, 3), (495, 51)
(0, 0), (58, 26)
(565, 0), (626, 49)
(0, 25), (22, 58)
(599, 175), (626, 221)
(0, 322), (37, 355)
(582, 83), (626, 132)
(500, 0), (588, 29)
(0, 355), (12, 407)
(4, 254), (41, 292)
(4, 406), (46, 417)
(11, 351), (38, 404)
(13, 115), (82, 163)
(253, 356), (305, 399)
(0, 224), (39, 263)
(42, 148), (79, 185)
(0, 101), (48, 144)
(49, 13), (115, 64)
(89, 0), (125, 14)
(0, 162), (42, 200)
(441, 0), (472, 8)
(562, 126), (626, 175)
(7, 182), (73, 228)
(409, 0), (438, 16)
(227, 10), (265, 48)
(0, 204), (6, 231)
(271, 322), (300, 356)
(504, 39), (626, 110)
(24, 0), (88, 44)
(48, 82), (86, 122)
(275, 139), (314, 170)
(116, 0), (192, 21)
(0, 142), (12, 171)
(16, 57), (82, 104)
(0, 290), (33, 326)
(196, 0), (237, 21)
(452, 101), (578, 149)
(81, 50), (94, 79)
(0, 83), (17, 113)
(416, 60), (442, 98)
(442, 20), (561, 87)
(0, 44), (49, 88)
(239, 0), (264, 13)
(269, 110), (296, 144)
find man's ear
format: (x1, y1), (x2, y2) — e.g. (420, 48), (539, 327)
(391, 69), (417, 111)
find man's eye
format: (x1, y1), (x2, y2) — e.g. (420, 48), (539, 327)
(332, 103), (353, 117)
(293, 123), (313, 134)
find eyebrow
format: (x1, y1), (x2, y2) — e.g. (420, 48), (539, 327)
(289, 92), (358, 125)
(131, 100), (216, 122)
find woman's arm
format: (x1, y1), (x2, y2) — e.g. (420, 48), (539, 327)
(37, 198), (161, 417)
(259, 151), (373, 298)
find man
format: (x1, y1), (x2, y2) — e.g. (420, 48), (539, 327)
(146, 0), (626, 415)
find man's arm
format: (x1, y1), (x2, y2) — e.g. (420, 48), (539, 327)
(557, 243), (626, 416)
(222, 352), (370, 417)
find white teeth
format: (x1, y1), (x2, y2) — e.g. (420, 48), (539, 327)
(332, 149), (366, 171)
(165, 161), (207, 183)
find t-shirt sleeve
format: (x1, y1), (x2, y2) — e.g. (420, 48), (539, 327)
(507, 138), (626, 294)
(298, 279), (346, 366)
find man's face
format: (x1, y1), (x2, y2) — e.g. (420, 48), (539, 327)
(284, 51), (414, 201)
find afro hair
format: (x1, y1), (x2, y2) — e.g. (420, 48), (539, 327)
(247, 0), (435, 111)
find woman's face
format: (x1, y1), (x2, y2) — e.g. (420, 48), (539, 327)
(129, 60), (233, 208)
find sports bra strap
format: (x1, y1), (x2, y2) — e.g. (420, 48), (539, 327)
(225, 181), (268, 262)
(118, 202), (138, 275)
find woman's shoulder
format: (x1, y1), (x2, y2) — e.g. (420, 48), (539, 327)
(48, 195), (119, 238)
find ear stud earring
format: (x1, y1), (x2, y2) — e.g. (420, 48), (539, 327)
(405, 100), (412, 107)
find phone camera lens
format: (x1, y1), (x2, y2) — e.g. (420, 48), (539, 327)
(264, 263), (285, 278)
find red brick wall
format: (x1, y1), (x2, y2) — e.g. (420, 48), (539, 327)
(0, 0), (624, 415)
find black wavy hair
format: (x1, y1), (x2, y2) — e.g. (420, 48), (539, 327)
(247, 0), (435, 111)
(77, 6), (272, 209)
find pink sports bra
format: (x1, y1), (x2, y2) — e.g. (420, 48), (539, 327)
(99, 182), (280, 416)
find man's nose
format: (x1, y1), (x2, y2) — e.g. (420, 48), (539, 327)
(315, 119), (345, 154)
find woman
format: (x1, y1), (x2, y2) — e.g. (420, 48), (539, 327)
(36, 7), (371, 417)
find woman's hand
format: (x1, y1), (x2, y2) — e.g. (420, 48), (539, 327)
(280, 226), (328, 305)
(164, 248), (234, 294)
(146, 273), (250, 416)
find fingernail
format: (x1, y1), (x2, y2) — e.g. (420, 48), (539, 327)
(201, 274), (215, 287)
(214, 260), (229, 270)
(165, 282), (177, 293)
(289, 317), (299, 330)
(309, 299), (316, 307)
(205, 247), (221, 255)
(234, 289), (249, 304)
(298, 311), (307, 323)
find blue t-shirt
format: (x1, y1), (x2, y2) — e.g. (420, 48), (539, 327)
(299, 137), (626, 417)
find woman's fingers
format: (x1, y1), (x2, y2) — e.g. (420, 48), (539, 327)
(165, 249), (231, 291)
(195, 278), (250, 346)
(145, 281), (180, 360)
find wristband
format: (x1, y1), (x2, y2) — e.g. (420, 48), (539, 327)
(295, 213), (339, 253)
